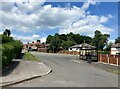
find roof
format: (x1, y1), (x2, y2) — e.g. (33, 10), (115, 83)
(112, 43), (120, 48)
(70, 44), (82, 48)
(70, 43), (96, 49)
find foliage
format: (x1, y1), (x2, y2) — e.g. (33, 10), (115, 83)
(46, 35), (53, 44)
(2, 41), (22, 68)
(1, 30), (22, 68)
(99, 51), (110, 54)
(61, 40), (75, 50)
(3, 29), (11, 37)
(49, 36), (60, 53)
(46, 32), (92, 52)
(91, 30), (110, 51)
(115, 37), (120, 44)
(0, 34), (13, 43)
(104, 42), (113, 51)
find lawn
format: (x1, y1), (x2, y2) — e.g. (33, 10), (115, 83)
(24, 52), (39, 61)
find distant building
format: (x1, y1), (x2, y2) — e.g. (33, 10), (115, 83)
(69, 43), (96, 55)
(111, 43), (120, 55)
(23, 41), (49, 52)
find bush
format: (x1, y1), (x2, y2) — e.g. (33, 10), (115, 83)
(0, 34), (13, 43)
(1, 41), (22, 68)
(99, 51), (110, 54)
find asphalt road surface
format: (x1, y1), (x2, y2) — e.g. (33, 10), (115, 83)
(11, 52), (118, 87)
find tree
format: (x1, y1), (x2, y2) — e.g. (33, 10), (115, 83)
(3, 29), (11, 37)
(61, 40), (74, 50)
(104, 42), (113, 51)
(49, 36), (60, 53)
(91, 30), (110, 51)
(58, 34), (67, 41)
(37, 40), (41, 43)
(46, 35), (52, 44)
(115, 37), (120, 44)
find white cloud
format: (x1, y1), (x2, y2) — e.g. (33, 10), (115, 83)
(40, 37), (46, 43)
(99, 16), (109, 23)
(81, 0), (96, 11)
(11, 34), (46, 43)
(0, 0), (114, 43)
(32, 34), (39, 38)
(59, 15), (113, 37)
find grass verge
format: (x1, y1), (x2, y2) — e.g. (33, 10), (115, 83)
(24, 52), (39, 61)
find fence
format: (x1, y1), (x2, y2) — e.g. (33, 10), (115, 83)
(98, 54), (120, 66)
(59, 50), (80, 55)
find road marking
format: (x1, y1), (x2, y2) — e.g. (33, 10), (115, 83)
(70, 60), (82, 64)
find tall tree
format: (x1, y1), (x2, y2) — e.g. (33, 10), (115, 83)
(104, 42), (113, 51)
(91, 30), (110, 51)
(115, 37), (120, 44)
(49, 36), (60, 53)
(37, 40), (41, 43)
(46, 35), (53, 44)
(3, 29), (11, 37)
(61, 40), (74, 50)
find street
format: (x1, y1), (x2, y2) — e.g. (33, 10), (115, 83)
(11, 52), (118, 87)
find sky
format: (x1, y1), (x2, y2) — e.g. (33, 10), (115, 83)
(0, 0), (118, 44)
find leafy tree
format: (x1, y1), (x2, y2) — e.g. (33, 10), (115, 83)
(1, 34), (13, 43)
(37, 40), (41, 43)
(104, 42), (113, 51)
(115, 37), (120, 44)
(49, 36), (60, 53)
(3, 29), (11, 37)
(91, 30), (110, 51)
(61, 40), (75, 50)
(58, 34), (67, 41)
(46, 35), (53, 44)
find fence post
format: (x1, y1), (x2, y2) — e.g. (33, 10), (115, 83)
(100, 54), (101, 62)
(117, 57), (118, 66)
(107, 54), (109, 64)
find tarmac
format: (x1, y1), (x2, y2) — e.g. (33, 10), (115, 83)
(0, 59), (52, 88)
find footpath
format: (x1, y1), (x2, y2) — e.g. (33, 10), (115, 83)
(0, 54), (52, 88)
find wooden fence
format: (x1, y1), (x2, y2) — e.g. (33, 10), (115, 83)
(98, 54), (120, 66)
(58, 50), (80, 55)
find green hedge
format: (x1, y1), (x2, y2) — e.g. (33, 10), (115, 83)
(0, 34), (13, 43)
(1, 41), (22, 68)
(99, 51), (110, 54)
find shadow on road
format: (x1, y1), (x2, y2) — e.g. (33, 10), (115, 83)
(2, 53), (24, 76)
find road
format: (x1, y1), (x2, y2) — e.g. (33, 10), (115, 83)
(12, 52), (118, 87)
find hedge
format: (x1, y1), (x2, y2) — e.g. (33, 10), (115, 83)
(0, 34), (13, 43)
(1, 41), (22, 68)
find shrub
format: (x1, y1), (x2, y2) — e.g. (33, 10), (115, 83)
(0, 34), (13, 43)
(99, 51), (110, 54)
(1, 41), (22, 68)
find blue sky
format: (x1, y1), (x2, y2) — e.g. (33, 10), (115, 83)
(0, 1), (118, 43)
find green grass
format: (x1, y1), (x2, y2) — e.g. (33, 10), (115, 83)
(109, 70), (120, 74)
(24, 52), (39, 61)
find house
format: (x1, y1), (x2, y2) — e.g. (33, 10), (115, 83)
(111, 43), (120, 55)
(69, 43), (96, 55)
(23, 41), (49, 52)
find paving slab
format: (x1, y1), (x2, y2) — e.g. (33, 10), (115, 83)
(0, 59), (52, 87)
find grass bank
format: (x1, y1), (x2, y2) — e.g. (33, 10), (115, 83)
(24, 52), (39, 61)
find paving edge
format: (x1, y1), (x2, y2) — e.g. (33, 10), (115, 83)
(1, 69), (52, 88)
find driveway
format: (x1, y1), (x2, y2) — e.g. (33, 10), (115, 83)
(11, 52), (118, 87)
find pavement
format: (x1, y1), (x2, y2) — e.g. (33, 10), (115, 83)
(0, 58), (52, 87)
(11, 52), (118, 87)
